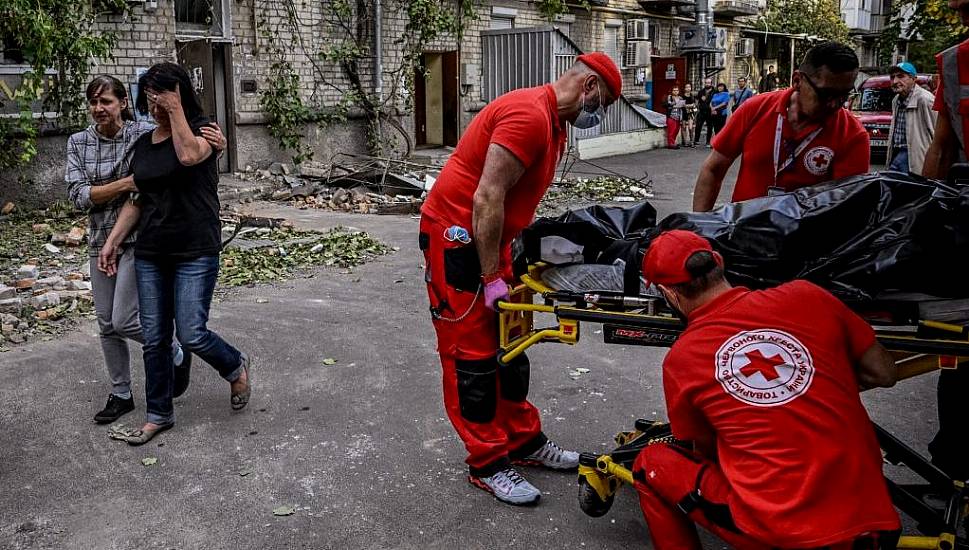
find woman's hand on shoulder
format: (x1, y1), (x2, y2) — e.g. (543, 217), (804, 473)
(199, 123), (227, 152)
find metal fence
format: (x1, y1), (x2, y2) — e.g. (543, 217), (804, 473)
(481, 26), (655, 148)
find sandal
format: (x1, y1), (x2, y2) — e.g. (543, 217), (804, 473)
(123, 422), (173, 446)
(231, 354), (251, 411)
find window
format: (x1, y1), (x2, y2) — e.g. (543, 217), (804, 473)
(604, 24), (621, 68)
(1, 34), (25, 65)
(175, 0), (224, 36)
(490, 16), (514, 30)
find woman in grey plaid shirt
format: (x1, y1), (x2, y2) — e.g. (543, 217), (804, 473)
(66, 75), (224, 424)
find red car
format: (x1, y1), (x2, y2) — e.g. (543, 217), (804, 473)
(851, 74), (935, 163)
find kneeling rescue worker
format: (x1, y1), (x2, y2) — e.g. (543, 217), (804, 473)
(418, 52), (622, 505)
(633, 230), (902, 549)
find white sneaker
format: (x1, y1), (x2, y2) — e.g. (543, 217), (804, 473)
(470, 467), (541, 505)
(516, 440), (579, 471)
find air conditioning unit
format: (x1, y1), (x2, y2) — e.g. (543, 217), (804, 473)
(627, 19), (650, 41)
(625, 41), (652, 67)
(735, 38), (754, 57)
(714, 27), (728, 50)
(706, 52), (727, 68)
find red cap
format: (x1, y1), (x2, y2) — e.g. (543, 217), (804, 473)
(642, 230), (723, 286)
(577, 52), (623, 101)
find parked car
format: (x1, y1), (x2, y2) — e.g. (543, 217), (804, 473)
(851, 74), (934, 163)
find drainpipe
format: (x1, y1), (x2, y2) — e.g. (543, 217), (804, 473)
(695, 0), (713, 81)
(374, 0), (384, 103)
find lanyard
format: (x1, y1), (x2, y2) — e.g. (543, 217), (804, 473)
(772, 114), (823, 187)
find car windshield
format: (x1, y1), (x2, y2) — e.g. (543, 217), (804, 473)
(852, 88), (894, 112)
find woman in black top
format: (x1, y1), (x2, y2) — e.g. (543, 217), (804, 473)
(107, 62), (251, 444)
(680, 83), (698, 147)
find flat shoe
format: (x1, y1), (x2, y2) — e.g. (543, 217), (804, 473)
(124, 423), (173, 446)
(231, 363), (251, 411)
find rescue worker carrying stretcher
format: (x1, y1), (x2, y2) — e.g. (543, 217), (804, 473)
(922, 0), (969, 483)
(418, 53), (622, 505)
(633, 230), (902, 549)
(692, 42), (868, 211)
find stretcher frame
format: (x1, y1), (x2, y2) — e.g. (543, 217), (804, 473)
(497, 263), (969, 550)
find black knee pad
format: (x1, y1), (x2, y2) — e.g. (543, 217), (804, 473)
(455, 357), (498, 423)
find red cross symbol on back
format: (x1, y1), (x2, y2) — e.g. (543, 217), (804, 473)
(811, 152), (829, 170)
(739, 349), (788, 381)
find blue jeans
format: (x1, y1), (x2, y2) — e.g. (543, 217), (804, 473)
(135, 255), (243, 425)
(889, 148), (909, 172)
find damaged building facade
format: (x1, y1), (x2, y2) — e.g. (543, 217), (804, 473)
(1, 0), (796, 204)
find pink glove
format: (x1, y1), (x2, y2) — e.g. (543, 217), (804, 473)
(483, 278), (510, 311)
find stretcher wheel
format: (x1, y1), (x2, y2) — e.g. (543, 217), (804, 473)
(578, 476), (615, 518)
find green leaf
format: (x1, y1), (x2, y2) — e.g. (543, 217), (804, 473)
(141, 457), (158, 466)
(322, 358), (337, 366)
(272, 505), (296, 516)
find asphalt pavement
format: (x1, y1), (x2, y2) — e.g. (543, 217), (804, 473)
(0, 147), (937, 549)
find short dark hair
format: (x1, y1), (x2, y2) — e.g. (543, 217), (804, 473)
(668, 251), (725, 299)
(135, 62), (205, 121)
(799, 42), (859, 76)
(86, 75), (134, 122)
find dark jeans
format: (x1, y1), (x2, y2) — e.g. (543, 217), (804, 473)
(695, 110), (714, 145)
(711, 114), (727, 136)
(888, 148), (909, 172)
(135, 255), (243, 425)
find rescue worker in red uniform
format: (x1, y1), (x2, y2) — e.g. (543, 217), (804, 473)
(419, 53), (622, 505)
(692, 42), (869, 211)
(919, 0), (969, 483)
(633, 230), (901, 549)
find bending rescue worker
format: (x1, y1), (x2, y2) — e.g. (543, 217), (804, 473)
(692, 42), (869, 211)
(418, 53), (622, 506)
(633, 230), (901, 549)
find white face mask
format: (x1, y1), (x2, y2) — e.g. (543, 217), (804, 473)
(573, 80), (605, 129)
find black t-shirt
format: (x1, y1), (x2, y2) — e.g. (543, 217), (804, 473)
(697, 86), (715, 111)
(132, 118), (221, 260)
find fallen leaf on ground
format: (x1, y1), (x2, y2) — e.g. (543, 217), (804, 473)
(273, 505), (295, 516)
(142, 457), (158, 466)
(322, 358), (337, 366)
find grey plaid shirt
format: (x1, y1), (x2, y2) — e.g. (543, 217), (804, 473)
(66, 120), (155, 256)
(891, 94), (908, 151)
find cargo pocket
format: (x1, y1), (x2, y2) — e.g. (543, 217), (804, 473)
(444, 244), (482, 292)
(499, 353), (530, 402)
(455, 357), (497, 423)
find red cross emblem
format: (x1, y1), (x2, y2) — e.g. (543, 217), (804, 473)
(739, 349), (788, 381)
(803, 146), (833, 175)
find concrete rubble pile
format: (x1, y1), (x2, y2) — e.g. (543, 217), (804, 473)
(1, 222), (94, 348)
(234, 156), (436, 215)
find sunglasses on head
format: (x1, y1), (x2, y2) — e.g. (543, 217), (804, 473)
(800, 72), (853, 105)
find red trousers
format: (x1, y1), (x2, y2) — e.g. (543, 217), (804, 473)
(633, 443), (895, 550)
(419, 216), (545, 476)
(666, 118), (681, 147)
(633, 443), (769, 550)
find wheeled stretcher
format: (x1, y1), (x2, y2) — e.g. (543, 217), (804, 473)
(497, 262), (969, 550)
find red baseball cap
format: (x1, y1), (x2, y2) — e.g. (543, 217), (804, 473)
(577, 52), (622, 101)
(642, 230), (723, 286)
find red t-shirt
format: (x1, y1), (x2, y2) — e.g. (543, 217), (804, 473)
(712, 89), (871, 202)
(421, 85), (566, 246)
(934, 40), (969, 159)
(663, 281), (899, 547)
